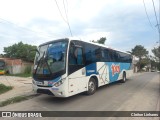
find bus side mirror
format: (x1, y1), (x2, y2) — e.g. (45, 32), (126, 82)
(29, 49), (40, 57)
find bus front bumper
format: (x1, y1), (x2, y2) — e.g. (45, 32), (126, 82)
(32, 83), (67, 97)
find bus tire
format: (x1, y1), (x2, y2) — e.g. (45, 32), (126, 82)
(86, 78), (96, 95)
(121, 72), (126, 83)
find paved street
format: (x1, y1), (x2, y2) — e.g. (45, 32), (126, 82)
(0, 72), (159, 120)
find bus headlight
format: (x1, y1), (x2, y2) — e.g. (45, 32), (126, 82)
(54, 79), (65, 87)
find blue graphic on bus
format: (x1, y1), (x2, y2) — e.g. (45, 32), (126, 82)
(106, 62), (131, 82)
(85, 62), (131, 83)
(86, 63), (98, 76)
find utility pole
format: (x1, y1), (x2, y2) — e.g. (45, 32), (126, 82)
(158, 0), (160, 113)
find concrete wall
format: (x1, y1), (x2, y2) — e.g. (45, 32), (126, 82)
(133, 65), (138, 73)
(6, 65), (32, 74)
(132, 55), (139, 73)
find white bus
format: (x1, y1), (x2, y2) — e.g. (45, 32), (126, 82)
(32, 38), (133, 97)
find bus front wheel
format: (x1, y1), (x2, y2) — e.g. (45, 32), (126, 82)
(86, 78), (96, 95)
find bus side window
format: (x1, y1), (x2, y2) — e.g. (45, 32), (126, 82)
(95, 48), (102, 61)
(114, 51), (119, 62)
(69, 47), (83, 65)
(75, 48), (83, 65)
(109, 50), (114, 61)
(103, 49), (111, 62)
(69, 46), (77, 65)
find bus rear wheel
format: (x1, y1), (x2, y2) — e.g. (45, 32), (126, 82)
(121, 72), (126, 83)
(86, 78), (96, 95)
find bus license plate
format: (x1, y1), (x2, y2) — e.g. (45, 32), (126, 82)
(36, 81), (43, 85)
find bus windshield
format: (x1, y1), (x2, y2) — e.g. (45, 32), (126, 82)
(35, 41), (68, 75)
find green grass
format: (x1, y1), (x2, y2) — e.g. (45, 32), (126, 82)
(0, 94), (40, 107)
(0, 96), (28, 107)
(0, 84), (13, 95)
(6, 73), (32, 77)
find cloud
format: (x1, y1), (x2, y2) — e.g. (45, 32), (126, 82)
(0, 0), (159, 54)
(0, 20), (52, 53)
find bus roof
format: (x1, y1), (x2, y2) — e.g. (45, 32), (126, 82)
(69, 37), (131, 55)
(39, 37), (131, 55)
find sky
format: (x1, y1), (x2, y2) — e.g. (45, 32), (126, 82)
(0, 0), (159, 55)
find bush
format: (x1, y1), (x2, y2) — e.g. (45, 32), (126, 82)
(24, 66), (31, 74)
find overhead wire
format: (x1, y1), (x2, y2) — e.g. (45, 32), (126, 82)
(54, 0), (73, 37)
(54, 0), (68, 23)
(63, 0), (73, 36)
(143, 0), (160, 110)
(151, 0), (160, 33)
(0, 18), (64, 38)
(65, 0), (69, 14)
(158, 0), (160, 114)
(142, 0), (154, 29)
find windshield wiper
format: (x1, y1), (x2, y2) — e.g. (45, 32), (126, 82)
(35, 51), (45, 74)
(44, 54), (52, 75)
(35, 51), (52, 75)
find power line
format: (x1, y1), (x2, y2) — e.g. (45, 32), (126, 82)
(142, 0), (154, 29)
(65, 0), (69, 15)
(151, 0), (160, 33)
(0, 18), (63, 38)
(158, 0), (160, 113)
(54, 0), (68, 23)
(54, 0), (73, 37)
(63, 0), (73, 36)
(63, 0), (68, 22)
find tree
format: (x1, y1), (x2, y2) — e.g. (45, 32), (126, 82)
(150, 59), (158, 69)
(140, 57), (150, 70)
(0, 54), (3, 57)
(131, 45), (149, 70)
(131, 45), (148, 59)
(152, 46), (160, 71)
(3, 42), (37, 62)
(152, 46), (160, 61)
(92, 37), (107, 44)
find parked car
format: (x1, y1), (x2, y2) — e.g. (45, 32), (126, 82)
(151, 68), (156, 72)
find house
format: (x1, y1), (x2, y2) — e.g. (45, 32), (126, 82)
(0, 57), (22, 66)
(0, 57), (33, 74)
(132, 56), (139, 73)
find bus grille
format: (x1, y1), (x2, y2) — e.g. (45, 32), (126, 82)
(37, 89), (54, 96)
(37, 85), (52, 87)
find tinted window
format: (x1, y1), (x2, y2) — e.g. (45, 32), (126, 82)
(77, 48), (83, 65)
(69, 46), (84, 65)
(101, 48), (132, 63)
(114, 51), (120, 62)
(101, 48), (110, 62)
(109, 50), (115, 62)
(69, 40), (84, 65)
(68, 41), (85, 75)
(69, 45), (77, 65)
(118, 52), (132, 63)
(83, 42), (132, 63)
(84, 43), (102, 64)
